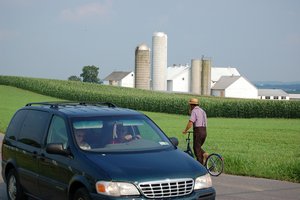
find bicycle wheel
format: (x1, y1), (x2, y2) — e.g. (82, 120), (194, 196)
(205, 153), (224, 176)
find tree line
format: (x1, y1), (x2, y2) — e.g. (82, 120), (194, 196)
(68, 65), (100, 83)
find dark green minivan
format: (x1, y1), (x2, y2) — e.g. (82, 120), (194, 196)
(1, 102), (215, 200)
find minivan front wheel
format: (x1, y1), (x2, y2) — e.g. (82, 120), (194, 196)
(6, 169), (26, 200)
(73, 188), (91, 200)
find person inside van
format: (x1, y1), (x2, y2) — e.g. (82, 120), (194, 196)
(113, 125), (141, 143)
(75, 129), (91, 150)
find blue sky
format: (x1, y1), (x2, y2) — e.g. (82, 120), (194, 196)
(0, 0), (299, 82)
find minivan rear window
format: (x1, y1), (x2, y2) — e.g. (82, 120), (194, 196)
(18, 110), (49, 148)
(5, 109), (28, 140)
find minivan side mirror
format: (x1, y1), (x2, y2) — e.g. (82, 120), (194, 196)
(169, 137), (179, 147)
(46, 143), (71, 157)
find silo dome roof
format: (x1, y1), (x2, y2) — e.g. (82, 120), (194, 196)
(137, 43), (149, 50)
(153, 32), (167, 38)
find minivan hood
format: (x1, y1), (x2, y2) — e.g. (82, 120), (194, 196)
(86, 149), (207, 182)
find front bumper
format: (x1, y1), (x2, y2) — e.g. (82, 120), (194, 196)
(90, 187), (216, 200)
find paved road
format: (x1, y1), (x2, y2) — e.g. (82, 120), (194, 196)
(212, 174), (300, 200)
(0, 134), (300, 200)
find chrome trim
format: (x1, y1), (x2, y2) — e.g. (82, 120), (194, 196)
(138, 178), (194, 198)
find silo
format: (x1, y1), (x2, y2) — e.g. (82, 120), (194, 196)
(152, 32), (167, 91)
(191, 59), (202, 94)
(135, 43), (151, 90)
(201, 59), (212, 96)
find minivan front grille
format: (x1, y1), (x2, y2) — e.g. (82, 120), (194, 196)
(138, 178), (194, 198)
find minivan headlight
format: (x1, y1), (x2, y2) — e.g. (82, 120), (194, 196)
(96, 181), (140, 196)
(194, 174), (212, 190)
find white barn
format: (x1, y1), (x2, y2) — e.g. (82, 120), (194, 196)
(103, 71), (134, 88)
(258, 89), (289, 100)
(211, 76), (258, 99)
(167, 64), (190, 92)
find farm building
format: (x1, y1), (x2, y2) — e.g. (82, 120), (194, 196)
(166, 64), (190, 92)
(105, 68), (292, 101)
(166, 65), (241, 94)
(105, 66), (250, 97)
(211, 76), (258, 99)
(258, 89), (289, 100)
(103, 71), (134, 88)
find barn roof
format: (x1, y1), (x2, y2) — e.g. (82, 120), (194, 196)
(103, 71), (132, 81)
(211, 76), (241, 90)
(211, 67), (240, 82)
(258, 89), (288, 96)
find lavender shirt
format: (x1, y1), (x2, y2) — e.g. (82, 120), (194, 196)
(190, 106), (207, 127)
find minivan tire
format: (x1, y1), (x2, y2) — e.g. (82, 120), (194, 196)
(73, 188), (92, 200)
(6, 169), (27, 200)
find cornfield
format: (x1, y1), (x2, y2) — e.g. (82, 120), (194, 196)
(1, 75), (299, 118)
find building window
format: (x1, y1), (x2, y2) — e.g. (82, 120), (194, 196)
(265, 96), (270, 99)
(274, 96), (279, 100)
(282, 96), (286, 100)
(182, 77), (185, 81)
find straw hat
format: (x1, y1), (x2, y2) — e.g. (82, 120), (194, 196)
(188, 98), (199, 105)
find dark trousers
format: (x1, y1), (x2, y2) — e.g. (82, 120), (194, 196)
(193, 127), (207, 164)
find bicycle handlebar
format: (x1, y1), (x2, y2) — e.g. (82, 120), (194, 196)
(185, 131), (193, 141)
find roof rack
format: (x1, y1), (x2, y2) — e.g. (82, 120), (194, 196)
(78, 102), (117, 108)
(25, 102), (117, 108)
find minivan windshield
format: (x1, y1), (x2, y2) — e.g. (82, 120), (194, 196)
(71, 115), (173, 152)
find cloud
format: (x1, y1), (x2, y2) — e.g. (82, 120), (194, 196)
(60, 1), (112, 22)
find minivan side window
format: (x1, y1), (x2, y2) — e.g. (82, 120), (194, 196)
(18, 110), (49, 148)
(5, 110), (28, 140)
(47, 115), (68, 148)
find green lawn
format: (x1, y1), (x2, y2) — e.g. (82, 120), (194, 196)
(1, 85), (300, 182)
(144, 112), (300, 182)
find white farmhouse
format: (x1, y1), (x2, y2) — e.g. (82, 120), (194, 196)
(211, 76), (258, 99)
(103, 71), (134, 88)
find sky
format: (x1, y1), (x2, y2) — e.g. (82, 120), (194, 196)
(0, 0), (299, 82)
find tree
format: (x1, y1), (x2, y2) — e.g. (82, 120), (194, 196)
(68, 75), (81, 81)
(80, 65), (100, 83)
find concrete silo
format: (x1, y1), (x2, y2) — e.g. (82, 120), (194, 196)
(191, 59), (202, 94)
(152, 32), (168, 91)
(201, 59), (212, 96)
(135, 43), (151, 90)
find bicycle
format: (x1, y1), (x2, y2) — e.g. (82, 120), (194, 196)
(184, 131), (224, 177)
